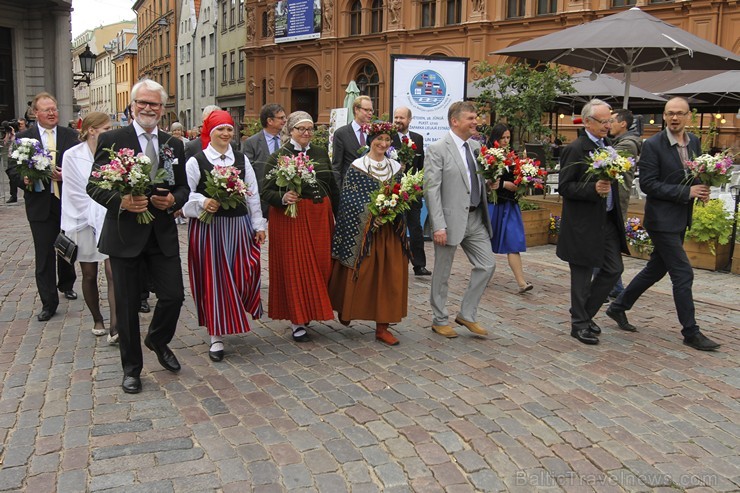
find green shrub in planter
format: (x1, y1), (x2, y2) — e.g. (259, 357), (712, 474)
(686, 199), (736, 253)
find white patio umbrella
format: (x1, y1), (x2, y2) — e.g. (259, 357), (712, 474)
(343, 80), (360, 124)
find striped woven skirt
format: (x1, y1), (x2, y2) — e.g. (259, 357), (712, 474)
(188, 214), (263, 336)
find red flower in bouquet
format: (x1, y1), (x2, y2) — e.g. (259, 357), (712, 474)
(477, 142), (516, 203)
(198, 165), (250, 224)
(394, 135), (418, 170)
(511, 156), (547, 199)
(264, 152), (318, 218)
(368, 169), (424, 230)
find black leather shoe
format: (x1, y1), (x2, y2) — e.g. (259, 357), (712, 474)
(413, 267), (432, 276)
(122, 375), (142, 394)
(683, 332), (721, 351)
(6, 197), (17, 203)
(571, 328), (599, 345)
(139, 300), (151, 313)
(144, 335), (181, 372)
(588, 321), (602, 335)
(37, 309), (56, 322)
(63, 290), (78, 300)
(606, 307), (637, 332)
(209, 343), (224, 362)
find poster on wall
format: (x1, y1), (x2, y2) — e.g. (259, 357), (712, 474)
(390, 55), (468, 148)
(274, 0), (322, 44)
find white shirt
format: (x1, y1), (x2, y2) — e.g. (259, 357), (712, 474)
(133, 120), (158, 159)
(182, 144), (266, 231)
(352, 120), (365, 145)
(449, 130), (476, 193)
(39, 126), (57, 151)
(60, 142), (107, 238)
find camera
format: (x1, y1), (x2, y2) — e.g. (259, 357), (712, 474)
(1, 119), (20, 140)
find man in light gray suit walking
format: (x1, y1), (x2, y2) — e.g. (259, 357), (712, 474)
(424, 101), (495, 339)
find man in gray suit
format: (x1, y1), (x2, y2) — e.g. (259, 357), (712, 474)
(424, 101), (495, 339)
(241, 103), (286, 217)
(331, 95), (373, 189)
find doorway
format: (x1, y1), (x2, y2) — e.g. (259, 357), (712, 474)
(289, 65), (318, 122)
(0, 28), (15, 122)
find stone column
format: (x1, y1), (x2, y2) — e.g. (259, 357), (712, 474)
(53, 6), (74, 124)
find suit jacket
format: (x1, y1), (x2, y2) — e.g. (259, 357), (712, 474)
(391, 131), (424, 172)
(86, 125), (188, 258)
(242, 130), (277, 216)
(11, 125), (78, 222)
(424, 132), (491, 246)
(184, 137), (203, 161)
(640, 130), (701, 233)
(556, 134), (628, 266)
(331, 122), (362, 189)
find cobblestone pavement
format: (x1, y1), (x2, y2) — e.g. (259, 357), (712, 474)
(0, 198), (738, 493)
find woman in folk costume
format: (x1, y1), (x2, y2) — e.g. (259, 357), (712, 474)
(261, 111), (340, 343)
(182, 110), (266, 362)
(328, 121), (411, 346)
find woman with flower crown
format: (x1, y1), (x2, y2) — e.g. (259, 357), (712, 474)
(261, 111), (340, 343)
(328, 121), (411, 346)
(182, 110), (266, 362)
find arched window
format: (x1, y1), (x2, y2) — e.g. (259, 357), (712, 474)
(356, 62), (380, 113)
(350, 0), (362, 36)
(371, 0), (383, 33)
(262, 11), (269, 37)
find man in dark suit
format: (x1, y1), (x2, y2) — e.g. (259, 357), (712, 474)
(9, 92), (78, 321)
(241, 103), (286, 217)
(557, 99), (628, 346)
(392, 106), (429, 276)
(607, 97), (720, 351)
(331, 95), (373, 189)
(87, 79), (189, 394)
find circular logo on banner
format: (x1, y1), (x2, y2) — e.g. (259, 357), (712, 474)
(409, 70), (447, 109)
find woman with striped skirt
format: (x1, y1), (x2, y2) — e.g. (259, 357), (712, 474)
(182, 110), (266, 361)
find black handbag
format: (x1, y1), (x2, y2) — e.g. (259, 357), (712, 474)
(54, 231), (78, 265)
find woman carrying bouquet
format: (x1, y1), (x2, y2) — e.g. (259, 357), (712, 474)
(328, 121), (411, 346)
(261, 111), (340, 343)
(182, 110), (266, 362)
(486, 124), (532, 294)
(60, 112), (118, 343)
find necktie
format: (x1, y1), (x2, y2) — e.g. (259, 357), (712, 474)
(44, 129), (60, 198)
(463, 142), (480, 207)
(596, 139), (614, 211)
(273, 135), (280, 153)
(142, 133), (158, 179)
(359, 130), (366, 147)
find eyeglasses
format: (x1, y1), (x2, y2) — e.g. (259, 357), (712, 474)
(359, 107), (373, 113)
(587, 116), (613, 125)
(37, 108), (59, 115)
(664, 111), (689, 118)
(134, 100), (163, 110)
(293, 126), (314, 134)
(271, 114), (287, 121)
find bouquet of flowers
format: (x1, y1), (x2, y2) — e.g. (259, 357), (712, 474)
(199, 165), (250, 224)
(10, 138), (54, 191)
(395, 135), (418, 170)
(684, 151), (734, 187)
(512, 156), (547, 198)
(477, 143), (515, 203)
(584, 146), (634, 197)
(625, 217), (653, 254)
(90, 146), (168, 224)
(265, 152), (318, 218)
(367, 169), (424, 230)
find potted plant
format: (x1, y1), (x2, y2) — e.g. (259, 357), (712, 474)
(624, 217), (653, 261)
(684, 199), (735, 270)
(519, 199), (549, 247)
(548, 214), (560, 244)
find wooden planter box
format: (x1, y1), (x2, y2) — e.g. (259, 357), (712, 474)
(683, 238), (731, 271)
(522, 209), (549, 247)
(548, 234), (559, 245)
(732, 243), (740, 275)
(626, 248), (652, 261)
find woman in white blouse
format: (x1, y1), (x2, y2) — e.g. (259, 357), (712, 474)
(182, 110), (266, 362)
(60, 112), (118, 343)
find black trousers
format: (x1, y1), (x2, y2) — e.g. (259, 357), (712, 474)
(406, 199), (426, 269)
(109, 232), (184, 378)
(569, 218), (623, 331)
(612, 229), (698, 337)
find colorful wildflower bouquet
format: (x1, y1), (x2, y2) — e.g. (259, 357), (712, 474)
(199, 165), (249, 224)
(584, 146), (634, 197)
(265, 151), (318, 218)
(367, 169), (424, 230)
(684, 151), (734, 188)
(90, 146), (168, 224)
(625, 217), (653, 254)
(512, 156), (547, 198)
(477, 142), (515, 203)
(10, 138), (54, 191)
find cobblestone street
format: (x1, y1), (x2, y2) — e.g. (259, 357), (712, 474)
(0, 196), (738, 492)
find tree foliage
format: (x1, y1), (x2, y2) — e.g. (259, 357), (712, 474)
(473, 62), (574, 147)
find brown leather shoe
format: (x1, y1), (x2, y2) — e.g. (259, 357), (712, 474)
(454, 317), (488, 336)
(431, 325), (458, 338)
(375, 324), (399, 346)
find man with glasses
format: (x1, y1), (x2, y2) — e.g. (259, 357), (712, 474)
(332, 95), (374, 189)
(557, 99), (628, 346)
(607, 97), (720, 352)
(87, 79), (189, 394)
(241, 103), (286, 217)
(9, 92), (78, 321)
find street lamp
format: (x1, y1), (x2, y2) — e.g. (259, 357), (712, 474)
(73, 45), (96, 87)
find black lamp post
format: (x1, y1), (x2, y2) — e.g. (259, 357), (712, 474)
(726, 184), (740, 271)
(73, 45), (96, 87)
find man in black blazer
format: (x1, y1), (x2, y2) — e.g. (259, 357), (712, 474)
(607, 97), (719, 351)
(87, 80), (189, 394)
(393, 106), (429, 276)
(241, 103), (286, 217)
(557, 99), (628, 346)
(331, 95), (373, 190)
(184, 104), (223, 160)
(9, 92), (78, 321)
